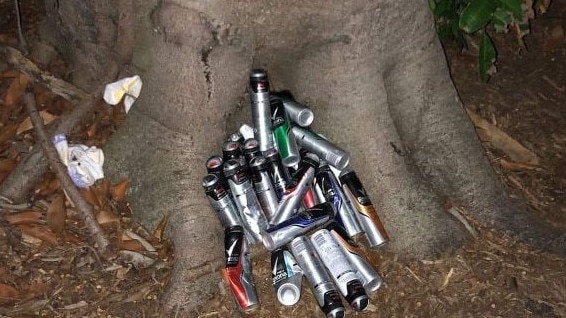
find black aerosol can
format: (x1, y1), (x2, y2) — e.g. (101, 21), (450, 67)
(316, 162), (363, 238)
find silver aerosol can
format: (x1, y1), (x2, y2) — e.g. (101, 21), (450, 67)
(326, 221), (384, 293)
(202, 174), (242, 229)
(271, 91), (314, 127)
(223, 159), (268, 244)
(291, 126), (350, 170)
(289, 236), (345, 318)
(262, 202), (333, 251)
(339, 168), (389, 248)
(223, 226), (260, 312)
(249, 156), (279, 221)
(249, 69), (274, 151)
(271, 247), (303, 306)
(316, 162), (363, 238)
(270, 153), (318, 225)
(311, 229), (369, 312)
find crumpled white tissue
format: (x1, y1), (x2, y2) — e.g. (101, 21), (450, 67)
(103, 75), (142, 113)
(52, 134), (105, 188)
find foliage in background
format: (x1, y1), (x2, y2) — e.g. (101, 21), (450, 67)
(429, 0), (551, 82)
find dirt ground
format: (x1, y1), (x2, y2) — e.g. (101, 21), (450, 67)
(1, 2), (565, 318)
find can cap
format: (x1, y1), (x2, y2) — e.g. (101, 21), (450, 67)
(206, 155), (223, 173)
(223, 159), (242, 177)
(350, 295), (370, 312)
(249, 156), (268, 172)
(222, 141), (242, 161)
(201, 174), (218, 189)
(277, 283), (301, 306)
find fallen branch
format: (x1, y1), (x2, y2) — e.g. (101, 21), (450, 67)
(0, 44), (97, 203)
(0, 42), (89, 102)
(24, 90), (115, 260)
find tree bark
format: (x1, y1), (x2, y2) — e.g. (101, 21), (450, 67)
(31, 0), (566, 315)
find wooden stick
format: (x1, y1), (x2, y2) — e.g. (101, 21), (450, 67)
(0, 42), (90, 102)
(0, 44), (97, 203)
(23, 90), (115, 260)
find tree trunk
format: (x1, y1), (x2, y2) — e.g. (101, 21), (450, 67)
(26, 0), (566, 314)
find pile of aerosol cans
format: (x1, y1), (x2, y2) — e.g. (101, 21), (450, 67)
(202, 69), (389, 318)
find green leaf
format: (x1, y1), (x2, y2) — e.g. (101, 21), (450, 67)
(492, 7), (514, 33)
(434, 0), (455, 19)
(428, 0), (437, 12)
(479, 31), (496, 82)
(459, 0), (498, 33)
(496, 0), (524, 20)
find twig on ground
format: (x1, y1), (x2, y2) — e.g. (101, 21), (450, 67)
(24, 90), (115, 260)
(0, 43), (89, 102)
(13, 0), (29, 55)
(447, 206), (478, 239)
(0, 44), (97, 204)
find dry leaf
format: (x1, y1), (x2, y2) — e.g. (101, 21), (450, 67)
(0, 158), (17, 173)
(117, 250), (156, 269)
(0, 124), (18, 146)
(543, 25), (565, 52)
(17, 224), (58, 246)
(466, 109), (540, 165)
(0, 69), (19, 78)
(153, 211), (169, 242)
(124, 229), (156, 252)
(112, 178), (130, 202)
(36, 174), (60, 197)
(22, 282), (49, 301)
(0, 158), (17, 184)
(17, 111), (58, 134)
(499, 158), (540, 171)
(0, 282), (19, 304)
(120, 240), (148, 252)
(3, 73), (29, 107)
(79, 187), (101, 208)
(4, 211), (43, 225)
(47, 193), (66, 234)
(96, 209), (119, 226)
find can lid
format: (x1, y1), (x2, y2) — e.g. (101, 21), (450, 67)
(205, 155), (223, 172)
(263, 148), (281, 161)
(242, 138), (260, 154)
(223, 159), (241, 177)
(277, 283), (301, 306)
(302, 152), (320, 168)
(226, 132), (244, 144)
(201, 174), (218, 189)
(222, 141), (242, 159)
(250, 68), (267, 80)
(350, 295), (370, 312)
(249, 156), (268, 171)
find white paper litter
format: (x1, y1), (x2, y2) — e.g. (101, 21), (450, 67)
(52, 134), (104, 188)
(103, 75), (143, 113)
